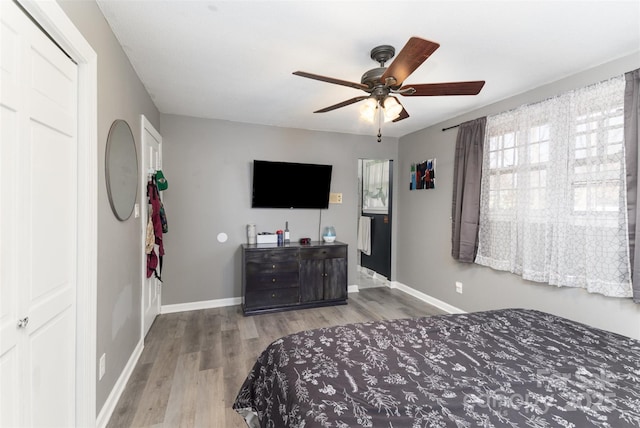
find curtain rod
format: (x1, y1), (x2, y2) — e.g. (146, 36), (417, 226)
(442, 124), (460, 132)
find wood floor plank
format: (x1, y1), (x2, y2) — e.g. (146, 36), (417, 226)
(163, 352), (200, 428)
(194, 367), (224, 428)
(106, 287), (446, 427)
(198, 331), (222, 371)
(220, 305), (240, 331)
(173, 312), (190, 339)
(221, 329), (246, 405)
(180, 310), (203, 354)
(157, 312), (182, 340)
(200, 308), (222, 351)
(129, 337), (182, 427)
(139, 315), (175, 365)
(237, 313), (258, 340)
(105, 362), (153, 428)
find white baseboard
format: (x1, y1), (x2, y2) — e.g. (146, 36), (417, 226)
(161, 297), (242, 314)
(357, 265), (388, 281)
(159, 283), (463, 317)
(390, 281), (466, 315)
(96, 338), (144, 428)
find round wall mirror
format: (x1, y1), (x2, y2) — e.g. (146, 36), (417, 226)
(105, 119), (138, 221)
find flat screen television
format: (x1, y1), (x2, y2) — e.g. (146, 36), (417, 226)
(251, 160), (333, 209)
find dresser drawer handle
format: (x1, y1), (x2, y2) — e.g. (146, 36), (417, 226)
(271, 293), (276, 298)
(272, 278), (276, 283)
(272, 264), (276, 269)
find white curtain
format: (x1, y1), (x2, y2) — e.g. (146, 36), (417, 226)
(476, 75), (632, 298)
(362, 160), (389, 214)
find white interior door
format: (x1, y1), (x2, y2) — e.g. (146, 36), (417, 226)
(141, 116), (162, 337)
(1, 1), (78, 426)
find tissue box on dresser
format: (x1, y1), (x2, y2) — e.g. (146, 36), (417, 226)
(256, 234), (278, 244)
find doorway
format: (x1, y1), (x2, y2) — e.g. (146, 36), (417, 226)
(358, 159), (393, 282)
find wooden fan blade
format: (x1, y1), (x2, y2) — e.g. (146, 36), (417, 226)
(314, 96), (369, 113)
(392, 108), (410, 122)
(400, 81), (485, 96)
(381, 37), (440, 87)
(293, 71), (369, 91)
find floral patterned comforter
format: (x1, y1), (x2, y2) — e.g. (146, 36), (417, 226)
(233, 309), (640, 427)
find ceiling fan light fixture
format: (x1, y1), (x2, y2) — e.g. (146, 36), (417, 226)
(360, 97), (378, 123)
(383, 96), (402, 122)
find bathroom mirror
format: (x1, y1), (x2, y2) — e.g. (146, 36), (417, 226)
(105, 119), (138, 221)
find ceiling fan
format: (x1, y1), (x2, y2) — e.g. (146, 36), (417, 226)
(293, 37), (485, 137)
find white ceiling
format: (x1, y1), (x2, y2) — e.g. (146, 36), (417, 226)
(96, 1), (640, 138)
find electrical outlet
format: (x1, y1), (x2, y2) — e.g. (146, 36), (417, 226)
(329, 192), (343, 204)
(455, 281), (463, 294)
(99, 353), (106, 380)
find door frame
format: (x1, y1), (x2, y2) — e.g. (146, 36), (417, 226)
(17, 1), (98, 426)
(358, 159), (393, 280)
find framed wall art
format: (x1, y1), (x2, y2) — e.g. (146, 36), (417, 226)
(410, 158), (436, 190)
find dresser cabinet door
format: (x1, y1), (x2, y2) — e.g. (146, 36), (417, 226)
(299, 259), (324, 302)
(299, 245), (347, 303)
(324, 257), (347, 300)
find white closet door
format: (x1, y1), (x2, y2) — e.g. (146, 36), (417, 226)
(0, 1), (79, 426)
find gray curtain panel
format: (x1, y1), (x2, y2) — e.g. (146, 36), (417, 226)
(451, 117), (486, 262)
(625, 68), (640, 303)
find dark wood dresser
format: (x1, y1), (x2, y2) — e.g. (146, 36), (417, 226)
(241, 241), (348, 315)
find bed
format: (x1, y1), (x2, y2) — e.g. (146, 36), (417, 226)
(233, 308), (640, 427)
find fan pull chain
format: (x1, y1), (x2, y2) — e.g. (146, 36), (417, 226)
(377, 102), (383, 143)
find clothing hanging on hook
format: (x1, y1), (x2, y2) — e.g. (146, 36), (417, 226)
(146, 178), (166, 281)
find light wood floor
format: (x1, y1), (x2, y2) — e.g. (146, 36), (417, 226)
(106, 287), (445, 428)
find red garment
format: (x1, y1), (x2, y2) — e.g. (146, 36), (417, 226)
(147, 180), (164, 256)
(146, 250), (158, 278)
(146, 180), (164, 279)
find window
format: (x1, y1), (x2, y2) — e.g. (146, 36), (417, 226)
(476, 76), (632, 298)
(571, 107), (624, 220)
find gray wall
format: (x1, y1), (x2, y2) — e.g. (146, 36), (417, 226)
(57, 0), (160, 414)
(397, 53), (640, 340)
(159, 114), (399, 305)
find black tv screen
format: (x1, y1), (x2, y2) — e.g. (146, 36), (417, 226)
(252, 160), (333, 209)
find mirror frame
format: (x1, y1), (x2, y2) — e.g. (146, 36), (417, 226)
(105, 119), (138, 221)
